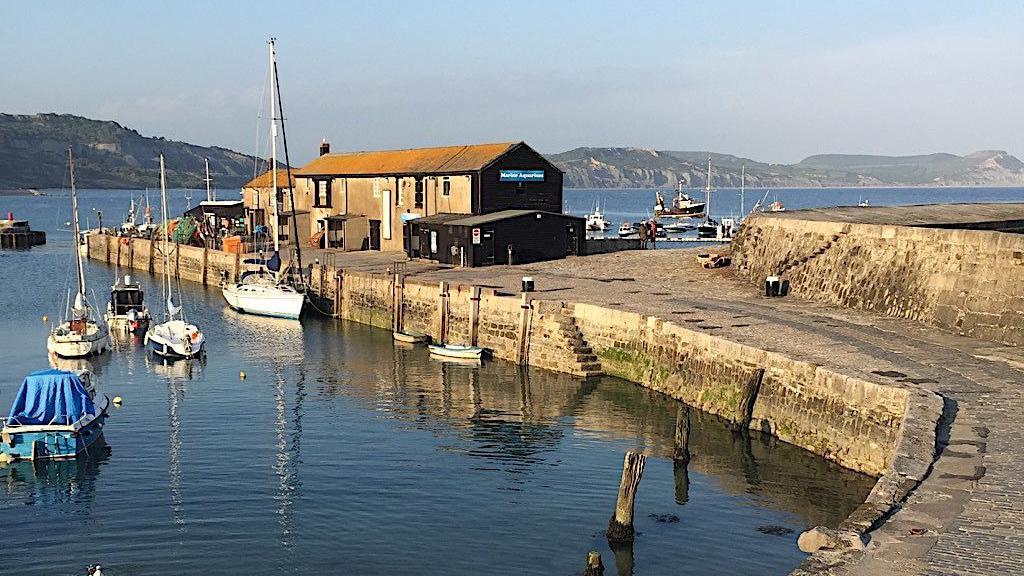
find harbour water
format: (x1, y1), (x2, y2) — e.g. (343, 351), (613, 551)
(566, 186), (1024, 239)
(0, 190), (882, 575)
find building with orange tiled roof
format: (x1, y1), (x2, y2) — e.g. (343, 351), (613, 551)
(241, 139), (577, 265)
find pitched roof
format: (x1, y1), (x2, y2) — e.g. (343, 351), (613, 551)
(243, 168), (295, 189)
(415, 210), (582, 227)
(294, 142), (521, 177)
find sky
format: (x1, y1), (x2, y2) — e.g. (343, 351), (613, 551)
(2, 1), (1022, 165)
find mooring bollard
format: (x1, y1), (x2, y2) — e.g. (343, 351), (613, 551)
(584, 550), (604, 576)
(608, 451), (646, 542)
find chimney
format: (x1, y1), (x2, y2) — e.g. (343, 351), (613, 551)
(320, 138), (330, 156)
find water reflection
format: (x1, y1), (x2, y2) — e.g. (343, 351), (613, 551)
(313, 335), (874, 529)
(0, 437), (111, 512)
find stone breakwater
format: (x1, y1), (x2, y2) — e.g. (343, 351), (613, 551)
(86, 233), (945, 569)
(733, 207), (1024, 347)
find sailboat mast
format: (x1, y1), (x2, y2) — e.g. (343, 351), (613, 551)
(160, 154), (171, 319)
(740, 164), (745, 216)
(68, 147), (87, 298)
(269, 39), (281, 255)
(271, 37), (305, 286)
(705, 157), (712, 221)
(205, 157), (213, 202)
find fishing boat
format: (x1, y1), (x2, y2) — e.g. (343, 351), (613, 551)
(858, 196), (870, 208)
(768, 192), (785, 212)
(221, 38), (305, 320)
(428, 344), (485, 360)
(145, 155), (206, 360)
(617, 222), (638, 236)
(48, 149), (111, 359)
(654, 179), (706, 218)
(393, 330), (430, 344)
(0, 369), (110, 462)
(585, 200), (611, 231)
(105, 274), (151, 335)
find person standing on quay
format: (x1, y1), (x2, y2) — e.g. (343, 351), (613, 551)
(639, 221), (648, 249)
(648, 220), (657, 249)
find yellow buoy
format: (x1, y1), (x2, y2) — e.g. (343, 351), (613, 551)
(239, 371), (246, 380)
(42, 315), (48, 324)
(113, 396), (123, 406)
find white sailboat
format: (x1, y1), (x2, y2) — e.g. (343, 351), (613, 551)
(48, 148), (112, 358)
(222, 38), (304, 320)
(145, 155), (206, 359)
(696, 158), (721, 239)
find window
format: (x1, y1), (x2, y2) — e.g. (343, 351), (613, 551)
(414, 177), (424, 209)
(442, 176), (451, 196)
(373, 178), (381, 199)
(313, 179), (332, 208)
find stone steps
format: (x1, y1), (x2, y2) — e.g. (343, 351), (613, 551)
(531, 305), (604, 378)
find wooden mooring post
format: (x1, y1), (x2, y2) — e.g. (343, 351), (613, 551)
(674, 405), (691, 463)
(516, 292), (532, 365)
(736, 368), (765, 430)
(608, 451), (646, 542)
(584, 551), (604, 576)
(437, 281), (449, 344)
(469, 286), (481, 346)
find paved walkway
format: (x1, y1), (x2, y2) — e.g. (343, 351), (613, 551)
(342, 248), (1023, 575)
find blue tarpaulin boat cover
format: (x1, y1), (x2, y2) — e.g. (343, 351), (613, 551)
(7, 370), (95, 426)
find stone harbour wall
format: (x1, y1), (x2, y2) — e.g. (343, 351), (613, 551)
(732, 214), (1024, 346)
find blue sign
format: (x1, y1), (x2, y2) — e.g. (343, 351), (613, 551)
(500, 170), (545, 182)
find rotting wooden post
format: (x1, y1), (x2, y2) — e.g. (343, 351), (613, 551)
(104, 234), (111, 263)
(469, 286), (481, 346)
(334, 270), (343, 318)
(233, 252), (241, 283)
(584, 551), (604, 576)
(674, 405), (691, 463)
(437, 281), (449, 344)
(607, 451), (646, 542)
(201, 246), (208, 285)
(148, 237), (155, 273)
(737, 368), (765, 429)
(128, 237), (135, 270)
(517, 292), (532, 365)
(115, 236), (122, 267)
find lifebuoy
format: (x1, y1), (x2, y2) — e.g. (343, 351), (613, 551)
(120, 237), (129, 246)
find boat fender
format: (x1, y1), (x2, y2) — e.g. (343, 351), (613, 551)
(0, 453), (14, 465)
(240, 371), (246, 380)
(120, 237), (129, 245)
(1, 430), (11, 446)
(113, 396), (123, 406)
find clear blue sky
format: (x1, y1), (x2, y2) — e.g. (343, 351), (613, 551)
(2, 1), (1021, 164)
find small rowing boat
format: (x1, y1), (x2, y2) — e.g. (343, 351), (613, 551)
(428, 344), (485, 360)
(393, 330), (430, 344)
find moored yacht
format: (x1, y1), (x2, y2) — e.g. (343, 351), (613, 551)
(145, 155), (206, 360)
(48, 148), (111, 359)
(221, 39), (305, 320)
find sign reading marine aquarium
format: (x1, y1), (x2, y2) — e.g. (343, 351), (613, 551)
(499, 169), (545, 182)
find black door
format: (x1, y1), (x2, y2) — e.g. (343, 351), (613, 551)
(566, 224), (578, 255)
(479, 229), (495, 265)
(369, 220), (381, 250)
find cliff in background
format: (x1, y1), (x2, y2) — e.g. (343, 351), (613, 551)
(547, 147), (1024, 189)
(0, 113), (260, 189)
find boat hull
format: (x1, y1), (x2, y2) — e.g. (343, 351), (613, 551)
(46, 326), (111, 358)
(428, 344), (485, 360)
(105, 313), (150, 335)
(145, 321), (205, 359)
(393, 331), (430, 344)
(0, 396), (109, 461)
(223, 284), (304, 319)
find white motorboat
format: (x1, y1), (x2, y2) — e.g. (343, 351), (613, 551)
(585, 201), (611, 231)
(145, 155), (206, 360)
(221, 38), (306, 320)
(618, 222), (638, 236)
(48, 148), (111, 359)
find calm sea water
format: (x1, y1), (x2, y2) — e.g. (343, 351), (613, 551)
(566, 186), (1024, 237)
(0, 190), (883, 576)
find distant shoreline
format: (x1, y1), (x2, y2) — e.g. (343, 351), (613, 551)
(565, 184), (1024, 191)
